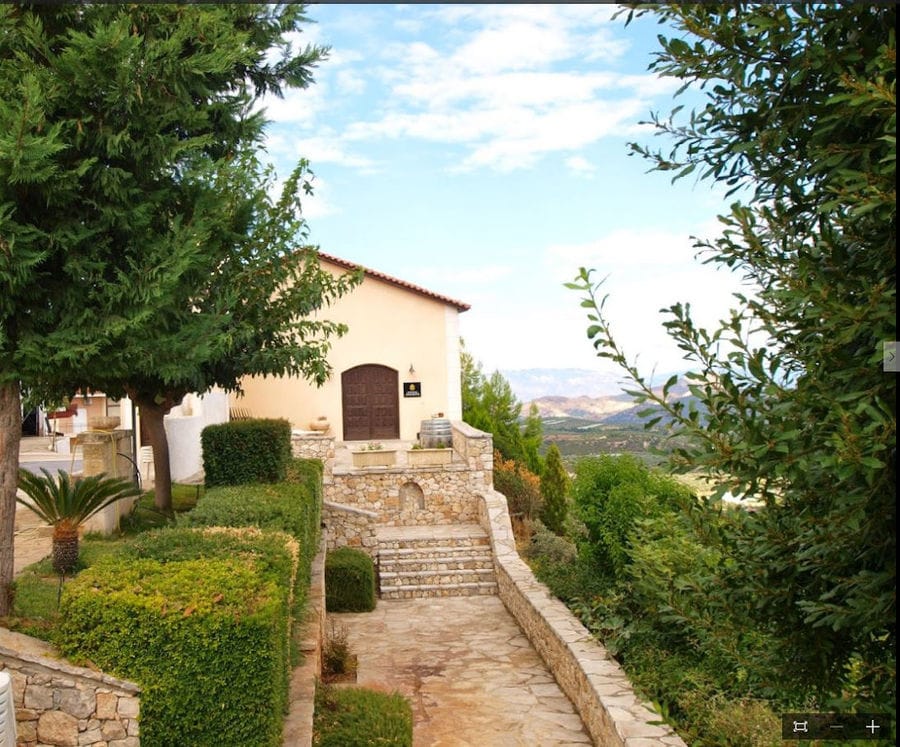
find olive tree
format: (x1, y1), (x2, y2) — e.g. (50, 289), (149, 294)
(570, 3), (894, 701)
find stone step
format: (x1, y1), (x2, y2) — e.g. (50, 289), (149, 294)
(379, 556), (494, 573)
(380, 568), (496, 586)
(375, 524), (497, 599)
(377, 535), (491, 551)
(380, 581), (499, 599)
(378, 545), (493, 561)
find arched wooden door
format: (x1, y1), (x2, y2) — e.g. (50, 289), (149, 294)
(341, 364), (400, 441)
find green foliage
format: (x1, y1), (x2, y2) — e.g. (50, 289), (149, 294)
(572, 455), (692, 577)
(524, 521), (577, 566)
(539, 444), (569, 534)
(325, 547), (375, 613)
(184, 459), (322, 608)
(0, 2), (360, 519)
(16, 468), (141, 574)
(493, 450), (543, 521)
(570, 3), (895, 704)
(202, 418), (292, 487)
(461, 344), (543, 473)
(119, 483), (201, 534)
(314, 684), (413, 747)
(124, 526), (297, 596)
(16, 468), (141, 530)
(59, 556), (288, 746)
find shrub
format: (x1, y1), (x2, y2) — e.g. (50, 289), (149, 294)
(202, 418), (292, 486)
(524, 520), (577, 565)
(539, 444), (570, 533)
(325, 547), (375, 612)
(183, 461), (321, 608)
(572, 454), (691, 577)
(493, 451), (542, 520)
(59, 556), (288, 746)
(314, 684), (412, 747)
(321, 619), (356, 681)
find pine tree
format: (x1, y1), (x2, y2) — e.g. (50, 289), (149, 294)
(539, 444), (569, 534)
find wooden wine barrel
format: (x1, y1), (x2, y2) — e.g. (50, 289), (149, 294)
(419, 418), (452, 448)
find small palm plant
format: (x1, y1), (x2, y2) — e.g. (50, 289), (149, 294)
(16, 468), (142, 575)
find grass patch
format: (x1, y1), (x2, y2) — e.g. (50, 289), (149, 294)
(6, 482), (202, 638)
(314, 684), (412, 747)
(120, 483), (202, 533)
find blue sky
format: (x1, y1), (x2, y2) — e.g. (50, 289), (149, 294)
(260, 4), (749, 379)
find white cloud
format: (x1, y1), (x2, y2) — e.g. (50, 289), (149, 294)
(258, 85), (326, 127)
(565, 155), (596, 176)
(290, 4), (677, 174)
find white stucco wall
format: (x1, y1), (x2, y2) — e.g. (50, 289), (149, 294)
(162, 390), (230, 481)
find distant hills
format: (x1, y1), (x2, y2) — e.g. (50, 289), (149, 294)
(499, 368), (633, 402)
(500, 368), (695, 428)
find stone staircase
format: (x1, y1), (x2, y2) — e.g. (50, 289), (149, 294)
(377, 523), (498, 599)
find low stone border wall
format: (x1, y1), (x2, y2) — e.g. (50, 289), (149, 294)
(323, 501), (378, 557)
(476, 489), (687, 747)
(0, 627), (140, 747)
(282, 538), (326, 747)
(450, 420), (493, 487)
(291, 433), (336, 480)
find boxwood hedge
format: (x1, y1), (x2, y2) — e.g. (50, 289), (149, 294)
(325, 547), (376, 612)
(183, 463), (321, 609)
(59, 556), (287, 746)
(202, 418), (292, 486)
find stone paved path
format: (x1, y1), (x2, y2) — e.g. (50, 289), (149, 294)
(333, 596), (592, 747)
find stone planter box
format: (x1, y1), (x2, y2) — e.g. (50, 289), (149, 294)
(351, 449), (397, 468)
(406, 448), (453, 467)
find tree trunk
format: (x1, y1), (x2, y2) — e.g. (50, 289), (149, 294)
(138, 399), (174, 513)
(0, 381), (22, 615)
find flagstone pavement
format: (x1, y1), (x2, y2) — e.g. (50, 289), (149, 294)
(332, 596), (592, 746)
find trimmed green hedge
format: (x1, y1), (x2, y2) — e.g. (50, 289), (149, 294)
(202, 418), (292, 486)
(59, 556), (287, 747)
(183, 460), (321, 609)
(325, 547), (376, 612)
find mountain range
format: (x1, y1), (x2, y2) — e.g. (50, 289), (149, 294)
(500, 368), (692, 425)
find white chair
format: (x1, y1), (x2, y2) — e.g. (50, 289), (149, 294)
(139, 446), (154, 483)
(0, 670), (16, 747)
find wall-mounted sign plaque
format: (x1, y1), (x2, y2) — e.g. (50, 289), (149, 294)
(403, 382), (422, 398)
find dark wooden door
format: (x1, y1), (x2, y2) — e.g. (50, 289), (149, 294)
(342, 365), (399, 441)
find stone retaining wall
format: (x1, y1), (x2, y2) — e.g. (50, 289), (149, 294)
(476, 489), (687, 747)
(327, 466), (482, 526)
(291, 433), (336, 479)
(0, 628), (140, 747)
(450, 420), (493, 488)
(323, 501), (378, 557)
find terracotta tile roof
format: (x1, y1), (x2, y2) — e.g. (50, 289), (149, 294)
(318, 251), (471, 312)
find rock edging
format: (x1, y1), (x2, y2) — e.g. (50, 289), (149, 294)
(476, 489), (687, 747)
(0, 627), (140, 747)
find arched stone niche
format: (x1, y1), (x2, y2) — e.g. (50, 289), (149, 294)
(399, 481), (425, 511)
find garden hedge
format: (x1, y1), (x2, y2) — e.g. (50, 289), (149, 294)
(184, 461), (321, 609)
(59, 556), (287, 746)
(325, 547), (376, 612)
(201, 418), (292, 486)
